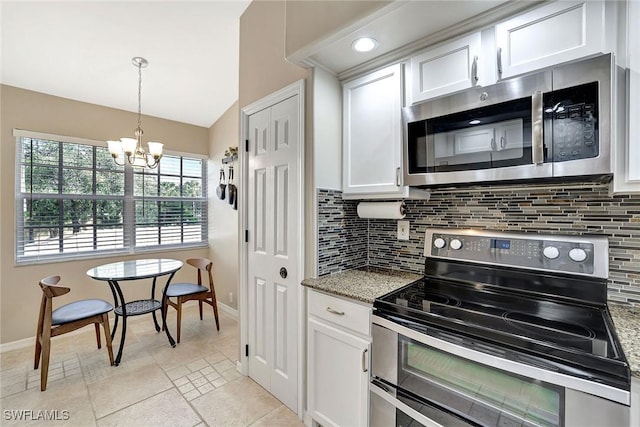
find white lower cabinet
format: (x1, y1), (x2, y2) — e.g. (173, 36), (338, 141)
(307, 290), (371, 427)
(631, 377), (640, 427)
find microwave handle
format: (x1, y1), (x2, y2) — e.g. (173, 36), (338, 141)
(532, 91), (544, 165)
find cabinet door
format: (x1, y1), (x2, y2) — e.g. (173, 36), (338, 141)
(343, 63), (403, 196)
(631, 377), (639, 427)
(496, 1), (605, 79)
(628, 0), (640, 182)
(308, 317), (370, 427)
(409, 32), (482, 104)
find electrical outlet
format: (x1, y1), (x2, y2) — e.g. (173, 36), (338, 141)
(229, 292), (233, 303)
(397, 220), (410, 240)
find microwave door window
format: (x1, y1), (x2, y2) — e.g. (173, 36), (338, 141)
(423, 97), (533, 173)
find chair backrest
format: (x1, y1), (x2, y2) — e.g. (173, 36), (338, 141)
(38, 276), (71, 328)
(39, 276), (70, 298)
(186, 258), (214, 290)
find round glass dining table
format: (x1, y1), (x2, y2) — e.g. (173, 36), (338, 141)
(87, 258), (183, 365)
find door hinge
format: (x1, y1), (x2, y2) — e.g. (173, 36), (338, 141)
(245, 230), (249, 243)
(245, 139), (249, 152)
(245, 344), (249, 357)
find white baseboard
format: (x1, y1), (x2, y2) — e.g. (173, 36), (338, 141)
(217, 301), (238, 319)
(0, 336), (34, 353)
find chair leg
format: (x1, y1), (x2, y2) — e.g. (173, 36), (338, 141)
(211, 295), (220, 331)
(94, 323), (102, 349)
(176, 299), (183, 344)
(34, 335), (42, 370)
(198, 301), (203, 320)
(40, 329), (52, 391)
(101, 314), (115, 366)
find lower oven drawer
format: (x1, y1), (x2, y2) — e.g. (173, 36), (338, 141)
(370, 381), (473, 427)
(371, 315), (631, 427)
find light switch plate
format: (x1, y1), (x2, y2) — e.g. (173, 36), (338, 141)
(397, 220), (410, 240)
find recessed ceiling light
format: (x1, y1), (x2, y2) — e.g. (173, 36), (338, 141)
(469, 120), (481, 125)
(352, 37), (377, 53)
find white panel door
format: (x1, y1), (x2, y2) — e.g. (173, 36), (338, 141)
(247, 95), (299, 411)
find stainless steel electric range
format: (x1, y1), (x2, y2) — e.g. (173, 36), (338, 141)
(370, 229), (631, 427)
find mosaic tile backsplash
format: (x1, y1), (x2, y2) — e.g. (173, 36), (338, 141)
(317, 184), (640, 305)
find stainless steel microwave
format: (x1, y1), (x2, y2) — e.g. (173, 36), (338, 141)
(403, 54), (617, 187)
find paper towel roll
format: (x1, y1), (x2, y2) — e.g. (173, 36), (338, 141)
(357, 201), (406, 219)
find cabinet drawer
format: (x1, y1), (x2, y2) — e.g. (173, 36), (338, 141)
(308, 290), (371, 336)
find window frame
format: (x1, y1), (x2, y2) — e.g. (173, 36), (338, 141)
(14, 129), (208, 265)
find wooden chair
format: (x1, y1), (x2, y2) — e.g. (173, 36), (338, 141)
(35, 276), (115, 391)
(163, 258), (220, 343)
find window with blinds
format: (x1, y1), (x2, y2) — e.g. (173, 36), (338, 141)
(16, 136), (207, 264)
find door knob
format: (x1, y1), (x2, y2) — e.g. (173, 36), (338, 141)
(279, 267), (288, 279)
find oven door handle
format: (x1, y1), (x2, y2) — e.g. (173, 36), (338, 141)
(371, 381), (446, 427)
(371, 380), (483, 427)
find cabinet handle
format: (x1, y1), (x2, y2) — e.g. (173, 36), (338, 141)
(362, 349), (368, 372)
(497, 47), (503, 77)
(396, 167), (401, 187)
(326, 307), (345, 316)
(490, 138), (497, 151)
(471, 55), (479, 84)
(531, 90), (544, 165)
(500, 136), (506, 149)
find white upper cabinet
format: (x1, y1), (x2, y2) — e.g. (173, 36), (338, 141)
(409, 32), (482, 104)
(627, 0), (640, 183)
(496, 1), (606, 79)
(343, 63), (404, 197)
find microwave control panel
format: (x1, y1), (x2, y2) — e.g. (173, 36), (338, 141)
(544, 81), (599, 162)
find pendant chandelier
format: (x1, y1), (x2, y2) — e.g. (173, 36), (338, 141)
(107, 57), (163, 169)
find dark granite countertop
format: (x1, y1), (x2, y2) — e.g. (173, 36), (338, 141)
(301, 267), (421, 304)
(609, 303), (640, 379)
(302, 269), (640, 380)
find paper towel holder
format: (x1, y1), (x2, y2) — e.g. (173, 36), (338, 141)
(356, 201), (407, 219)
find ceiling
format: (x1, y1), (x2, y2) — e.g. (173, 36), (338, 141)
(308, 0), (509, 75)
(0, 1), (251, 128)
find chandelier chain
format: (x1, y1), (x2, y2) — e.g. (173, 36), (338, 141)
(137, 61), (143, 131)
(107, 56), (162, 169)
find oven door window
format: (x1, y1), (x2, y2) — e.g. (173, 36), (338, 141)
(407, 97), (534, 174)
(398, 336), (563, 427)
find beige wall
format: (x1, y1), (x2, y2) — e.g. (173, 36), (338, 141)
(208, 101), (240, 310)
(239, 1), (309, 109)
(284, 0), (391, 58)
(0, 85), (210, 344)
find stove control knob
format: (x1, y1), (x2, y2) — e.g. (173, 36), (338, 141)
(543, 246), (560, 259)
(569, 248), (588, 262)
(450, 239), (463, 250)
(433, 238), (446, 249)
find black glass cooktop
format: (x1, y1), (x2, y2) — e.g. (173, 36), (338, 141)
(377, 276), (611, 356)
(374, 261), (629, 387)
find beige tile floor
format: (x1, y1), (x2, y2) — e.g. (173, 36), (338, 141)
(0, 306), (304, 427)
